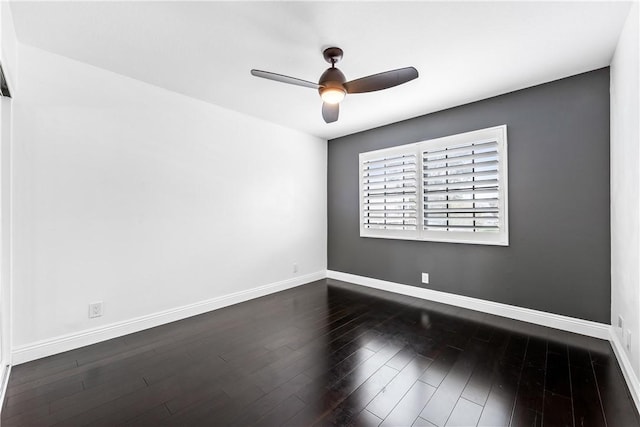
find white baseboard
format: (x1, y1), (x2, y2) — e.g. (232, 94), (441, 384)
(327, 270), (610, 340)
(0, 363), (10, 414)
(609, 329), (640, 411)
(12, 271), (326, 365)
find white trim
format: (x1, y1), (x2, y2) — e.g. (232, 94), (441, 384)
(11, 271), (326, 365)
(609, 328), (640, 412)
(327, 270), (610, 340)
(0, 364), (10, 414)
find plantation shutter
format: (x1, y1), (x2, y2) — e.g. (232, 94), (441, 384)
(360, 151), (418, 235)
(422, 140), (501, 232)
(359, 125), (508, 245)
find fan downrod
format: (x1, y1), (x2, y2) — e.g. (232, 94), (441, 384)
(323, 47), (343, 66)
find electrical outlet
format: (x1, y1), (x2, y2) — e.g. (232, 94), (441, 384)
(618, 315), (624, 329)
(421, 273), (429, 284)
(626, 329), (632, 351)
(293, 263), (298, 273)
(89, 302), (103, 318)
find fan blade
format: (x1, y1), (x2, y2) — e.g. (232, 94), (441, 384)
(251, 69), (320, 89)
(344, 67), (418, 94)
(322, 102), (339, 123)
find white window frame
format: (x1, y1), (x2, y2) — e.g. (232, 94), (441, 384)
(359, 125), (508, 246)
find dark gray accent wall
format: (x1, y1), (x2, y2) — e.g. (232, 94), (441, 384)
(328, 68), (611, 323)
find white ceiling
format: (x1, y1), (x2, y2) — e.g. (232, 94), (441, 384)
(9, 1), (632, 140)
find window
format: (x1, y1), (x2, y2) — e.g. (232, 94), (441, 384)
(359, 125), (508, 246)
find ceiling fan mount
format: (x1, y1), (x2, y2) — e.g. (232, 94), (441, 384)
(250, 46), (418, 124)
(322, 47), (344, 65)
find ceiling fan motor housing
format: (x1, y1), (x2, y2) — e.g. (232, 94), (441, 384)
(318, 67), (347, 99)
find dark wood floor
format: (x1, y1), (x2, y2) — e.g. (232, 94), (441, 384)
(3, 279), (639, 427)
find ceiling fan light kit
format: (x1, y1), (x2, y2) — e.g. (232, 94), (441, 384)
(251, 47), (418, 123)
(320, 87), (346, 104)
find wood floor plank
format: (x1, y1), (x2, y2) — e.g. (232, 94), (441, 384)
(117, 404), (172, 426)
(253, 394), (307, 427)
(570, 364), (606, 427)
(367, 355), (432, 420)
(158, 390), (231, 426)
(545, 341), (571, 398)
(460, 330), (509, 407)
(228, 372), (313, 427)
(297, 341), (402, 411)
(444, 397), (483, 426)
(50, 377), (186, 427)
(476, 334), (528, 427)
(413, 416), (439, 427)
(4, 375), (148, 426)
(353, 409), (383, 427)
(419, 343), (480, 427)
(385, 344), (417, 371)
(511, 337), (546, 426)
(320, 364), (399, 426)
(542, 392), (573, 427)
(380, 380), (436, 427)
(419, 345), (461, 388)
(592, 359), (640, 427)
(3, 377), (84, 419)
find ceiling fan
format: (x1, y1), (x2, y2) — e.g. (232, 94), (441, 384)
(251, 47), (419, 124)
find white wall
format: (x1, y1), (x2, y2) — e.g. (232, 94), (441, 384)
(11, 44), (327, 358)
(0, 0), (17, 383)
(0, 1), (17, 93)
(611, 1), (640, 381)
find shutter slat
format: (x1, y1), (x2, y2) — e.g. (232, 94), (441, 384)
(365, 209), (418, 214)
(423, 150), (497, 165)
(365, 224), (418, 230)
(424, 169), (497, 181)
(423, 141), (498, 159)
(425, 216), (499, 221)
(365, 169), (416, 179)
(424, 187), (498, 197)
(424, 197), (499, 205)
(423, 224), (499, 230)
(365, 200), (417, 205)
(366, 221), (417, 225)
(425, 180), (499, 192)
(364, 177), (416, 186)
(365, 195), (417, 202)
(363, 153), (416, 164)
(366, 177), (416, 185)
(423, 160), (499, 174)
(364, 156), (416, 169)
(365, 186), (418, 196)
(425, 207), (499, 214)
